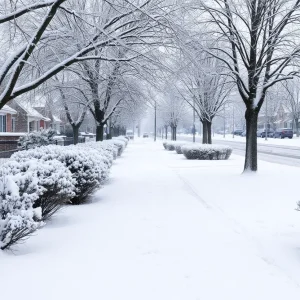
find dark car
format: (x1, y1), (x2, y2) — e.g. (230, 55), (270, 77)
(273, 128), (293, 139)
(143, 132), (149, 138)
(259, 129), (274, 138)
(233, 129), (243, 136)
(241, 130), (246, 137)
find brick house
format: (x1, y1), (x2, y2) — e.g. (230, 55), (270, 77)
(0, 105), (17, 133)
(0, 101), (51, 156)
(257, 103), (293, 130)
(8, 100), (51, 132)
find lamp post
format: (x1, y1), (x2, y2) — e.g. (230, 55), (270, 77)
(232, 105), (235, 138)
(265, 95), (268, 141)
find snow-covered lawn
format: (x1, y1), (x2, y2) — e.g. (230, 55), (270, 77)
(1, 140), (300, 299)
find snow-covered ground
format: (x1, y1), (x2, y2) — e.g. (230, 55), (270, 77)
(1, 139), (300, 299)
(214, 133), (300, 146)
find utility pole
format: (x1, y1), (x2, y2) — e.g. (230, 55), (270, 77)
(232, 105), (235, 139)
(154, 101), (157, 142)
(265, 95), (268, 141)
(193, 97), (196, 143)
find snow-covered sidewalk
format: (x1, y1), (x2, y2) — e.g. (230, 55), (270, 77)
(1, 140), (300, 300)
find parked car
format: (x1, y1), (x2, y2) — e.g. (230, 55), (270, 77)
(126, 130), (134, 140)
(273, 128), (293, 139)
(258, 129), (274, 138)
(241, 130), (246, 137)
(232, 129), (243, 136)
(143, 132), (149, 138)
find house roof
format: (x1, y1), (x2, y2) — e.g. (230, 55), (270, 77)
(52, 115), (62, 123)
(17, 101), (51, 121)
(0, 104), (17, 115)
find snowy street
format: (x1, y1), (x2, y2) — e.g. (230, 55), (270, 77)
(2, 140), (300, 300)
(177, 134), (300, 167)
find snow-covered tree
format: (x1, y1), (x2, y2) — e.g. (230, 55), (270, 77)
(195, 0), (300, 171)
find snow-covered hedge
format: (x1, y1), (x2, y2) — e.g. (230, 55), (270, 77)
(101, 141), (118, 160)
(181, 144), (232, 160)
(174, 143), (190, 154)
(163, 141), (187, 151)
(104, 140), (126, 156)
(1, 140), (124, 250)
(112, 136), (128, 147)
(0, 172), (40, 250)
(78, 142), (114, 168)
(1, 159), (75, 221)
(18, 128), (56, 150)
(12, 145), (110, 204)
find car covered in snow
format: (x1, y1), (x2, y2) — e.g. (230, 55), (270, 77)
(126, 130), (134, 140)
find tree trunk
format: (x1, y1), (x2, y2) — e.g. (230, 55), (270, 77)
(174, 126), (177, 141)
(207, 121), (212, 144)
(96, 124), (104, 141)
(202, 120), (208, 144)
(295, 118), (299, 137)
(165, 126), (168, 139)
(244, 109), (259, 172)
(72, 125), (79, 145)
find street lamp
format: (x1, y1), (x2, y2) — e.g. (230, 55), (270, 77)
(265, 95), (268, 141)
(232, 105), (235, 138)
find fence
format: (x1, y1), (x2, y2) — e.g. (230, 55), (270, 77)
(0, 140), (18, 159)
(0, 136), (87, 159)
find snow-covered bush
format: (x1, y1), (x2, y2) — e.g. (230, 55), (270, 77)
(174, 143), (190, 154)
(12, 145), (110, 204)
(163, 141), (187, 151)
(104, 140), (126, 156)
(1, 159), (75, 220)
(181, 144), (232, 160)
(18, 128), (56, 150)
(101, 141), (118, 160)
(0, 173), (40, 250)
(77, 142), (114, 168)
(112, 136), (128, 147)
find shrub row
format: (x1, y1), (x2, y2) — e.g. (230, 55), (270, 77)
(0, 137), (128, 250)
(181, 144), (232, 160)
(163, 141), (187, 151)
(162, 141), (232, 160)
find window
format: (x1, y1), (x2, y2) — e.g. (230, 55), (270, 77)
(0, 115), (6, 132)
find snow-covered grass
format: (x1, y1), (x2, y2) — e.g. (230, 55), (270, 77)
(1, 139), (300, 299)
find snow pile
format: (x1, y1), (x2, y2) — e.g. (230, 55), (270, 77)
(18, 128), (56, 150)
(181, 144), (232, 160)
